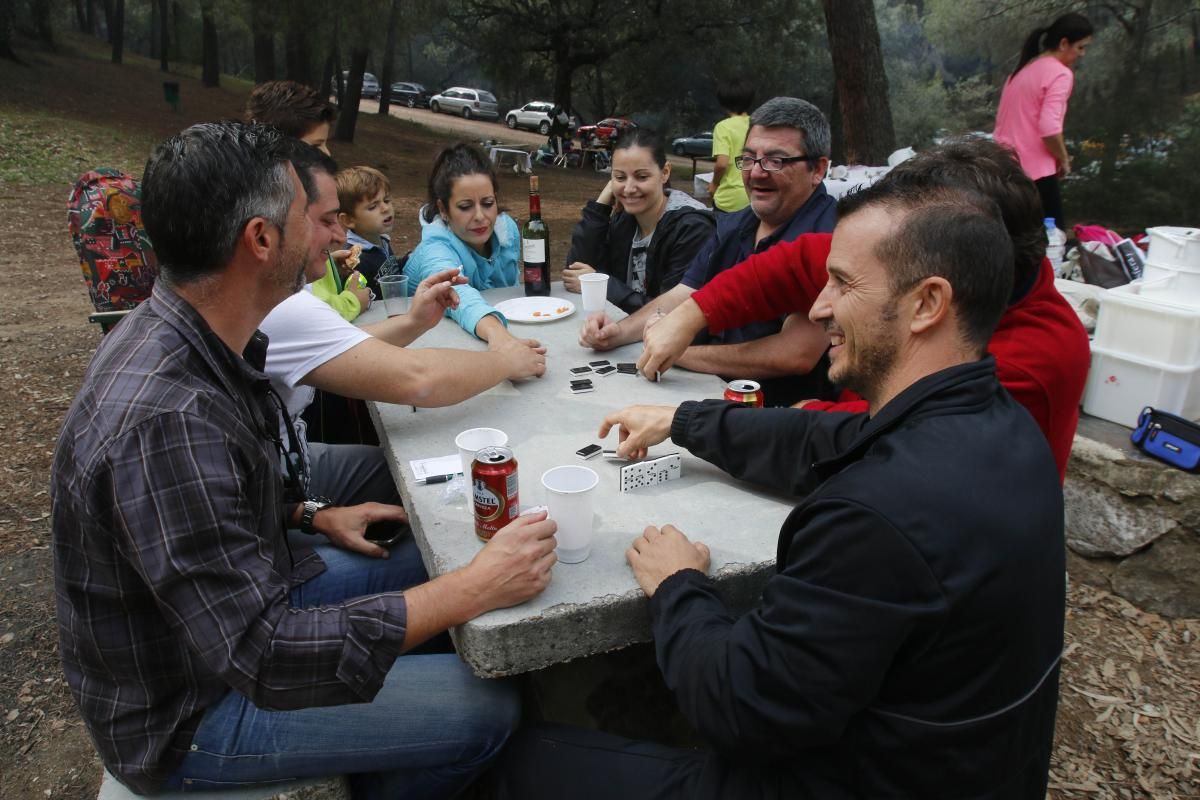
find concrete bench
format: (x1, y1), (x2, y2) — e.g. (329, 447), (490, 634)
(98, 770), (350, 800)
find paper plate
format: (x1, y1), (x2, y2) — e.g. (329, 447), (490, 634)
(494, 296), (577, 323)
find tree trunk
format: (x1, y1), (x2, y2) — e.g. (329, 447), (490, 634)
(377, 0), (404, 114)
(334, 47), (368, 143)
(378, 0), (402, 115)
(158, 0), (168, 70)
(102, 0), (113, 43)
(85, 0), (96, 35)
(320, 46), (335, 99)
(201, 0), (219, 87)
(74, 0), (87, 32)
(285, 13), (312, 85)
(149, 0), (158, 58)
(251, 0), (274, 83)
(552, 49), (574, 110)
(821, 0), (895, 164)
(110, 0), (124, 63)
(0, 0), (18, 62)
(32, 0), (55, 49)
(828, 83), (844, 165)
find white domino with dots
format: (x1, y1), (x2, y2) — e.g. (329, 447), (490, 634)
(619, 453), (682, 492)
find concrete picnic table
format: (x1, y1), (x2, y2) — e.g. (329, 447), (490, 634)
(357, 283), (795, 677)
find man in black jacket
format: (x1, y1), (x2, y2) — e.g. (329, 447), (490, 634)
(494, 179), (1064, 799)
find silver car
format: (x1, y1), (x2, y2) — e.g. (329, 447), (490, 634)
(429, 87), (500, 120)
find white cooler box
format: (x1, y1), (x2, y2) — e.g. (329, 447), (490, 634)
(1092, 275), (1200, 367)
(1083, 344), (1200, 427)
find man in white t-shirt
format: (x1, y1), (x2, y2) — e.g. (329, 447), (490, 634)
(260, 146), (547, 557)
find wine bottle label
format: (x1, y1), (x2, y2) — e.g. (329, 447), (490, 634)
(522, 238), (546, 262)
(524, 266), (544, 285)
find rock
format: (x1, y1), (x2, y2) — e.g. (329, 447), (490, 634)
(1064, 480), (1176, 557)
(1111, 530), (1200, 618)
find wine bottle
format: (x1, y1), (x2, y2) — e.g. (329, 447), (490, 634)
(522, 175), (550, 296)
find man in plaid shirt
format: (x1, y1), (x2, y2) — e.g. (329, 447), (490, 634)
(51, 122), (557, 799)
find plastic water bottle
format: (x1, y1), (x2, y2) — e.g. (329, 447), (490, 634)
(1045, 217), (1067, 274)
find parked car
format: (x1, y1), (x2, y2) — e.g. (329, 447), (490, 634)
(429, 87), (500, 120)
(389, 81), (430, 108)
(341, 71), (380, 99)
(506, 101), (556, 134)
(671, 131), (713, 157)
(575, 117), (637, 146)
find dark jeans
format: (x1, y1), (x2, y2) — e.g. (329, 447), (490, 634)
(1035, 175), (1064, 231)
(491, 723), (706, 800)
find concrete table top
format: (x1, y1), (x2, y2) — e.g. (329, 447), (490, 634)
(359, 283), (795, 677)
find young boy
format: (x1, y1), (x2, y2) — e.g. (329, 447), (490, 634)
(245, 80), (370, 321)
(336, 166), (403, 296)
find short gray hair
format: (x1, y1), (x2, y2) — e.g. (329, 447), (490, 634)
(749, 97), (831, 158)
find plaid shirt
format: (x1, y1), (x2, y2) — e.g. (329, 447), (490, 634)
(51, 283), (409, 794)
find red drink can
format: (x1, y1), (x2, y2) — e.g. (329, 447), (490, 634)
(471, 446), (519, 541)
(724, 379), (764, 408)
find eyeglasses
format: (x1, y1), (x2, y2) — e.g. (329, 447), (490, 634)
(734, 154), (821, 172)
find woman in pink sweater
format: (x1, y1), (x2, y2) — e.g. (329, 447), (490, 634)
(994, 13), (1093, 229)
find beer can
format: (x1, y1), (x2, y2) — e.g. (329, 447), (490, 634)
(471, 446), (519, 541)
(724, 379), (764, 408)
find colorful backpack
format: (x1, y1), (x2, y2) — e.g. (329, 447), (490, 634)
(67, 169), (158, 312)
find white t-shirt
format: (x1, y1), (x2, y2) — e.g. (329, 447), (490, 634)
(260, 287), (372, 426)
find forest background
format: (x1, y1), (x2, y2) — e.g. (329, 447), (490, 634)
(3, 0), (1198, 231)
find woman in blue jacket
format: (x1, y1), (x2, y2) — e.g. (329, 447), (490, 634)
(405, 143), (520, 341)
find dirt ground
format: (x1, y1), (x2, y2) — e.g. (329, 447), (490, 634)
(1, 39), (1198, 800)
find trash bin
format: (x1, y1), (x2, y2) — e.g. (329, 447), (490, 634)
(162, 81), (180, 112)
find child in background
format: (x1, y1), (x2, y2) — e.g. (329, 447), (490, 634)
(336, 166), (402, 296)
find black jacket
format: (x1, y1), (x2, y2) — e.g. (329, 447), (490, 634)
(567, 191), (715, 312)
(655, 357), (1064, 799)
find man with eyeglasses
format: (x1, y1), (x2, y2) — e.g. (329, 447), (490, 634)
(579, 96), (837, 406)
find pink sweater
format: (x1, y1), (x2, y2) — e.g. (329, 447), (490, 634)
(993, 56), (1074, 181)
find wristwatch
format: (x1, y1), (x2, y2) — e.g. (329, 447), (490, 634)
(300, 497), (334, 534)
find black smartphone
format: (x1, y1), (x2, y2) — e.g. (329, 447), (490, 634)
(576, 444), (602, 460)
(364, 520), (406, 547)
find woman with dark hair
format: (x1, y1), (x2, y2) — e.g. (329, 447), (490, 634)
(404, 143), (524, 341)
(993, 12), (1094, 228)
(563, 128), (716, 312)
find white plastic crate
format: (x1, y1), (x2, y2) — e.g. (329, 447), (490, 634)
(1146, 226), (1200, 270)
(1092, 275), (1200, 367)
(1140, 259), (1200, 307)
(1083, 344), (1200, 427)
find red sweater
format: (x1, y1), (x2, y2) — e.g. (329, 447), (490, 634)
(692, 232), (1090, 481)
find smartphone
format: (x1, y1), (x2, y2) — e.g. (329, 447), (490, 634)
(594, 365), (617, 377)
(364, 520), (406, 547)
(576, 444), (602, 460)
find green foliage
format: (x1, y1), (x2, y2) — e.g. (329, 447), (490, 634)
(1067, 96), (1200, 231)
(0, 110), (156, 185)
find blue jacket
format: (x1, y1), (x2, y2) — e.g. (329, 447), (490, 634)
(404, 211), (519, 338)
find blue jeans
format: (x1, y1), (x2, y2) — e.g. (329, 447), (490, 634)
(164, 538), (520, 799)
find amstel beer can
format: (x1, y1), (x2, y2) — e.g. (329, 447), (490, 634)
(471, 446), (519, 541)
(724, 379), (764, 408)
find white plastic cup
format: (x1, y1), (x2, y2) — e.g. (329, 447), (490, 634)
(378, 274), (409, 317)
(455, 428), (508, 480)
(541, 465), (599, 563)
(579, 273), (609, 313)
